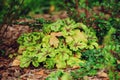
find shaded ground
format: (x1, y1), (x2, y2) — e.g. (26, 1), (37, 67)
(0, 57), (53, 80)
(0, 57), (111, 80)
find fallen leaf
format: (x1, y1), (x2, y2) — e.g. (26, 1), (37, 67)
(35, 70), (44, 75)
(18, 46), (26, 54)
(97, 71), (108, 78)
(49, 36), (59, 48)
(49, 5), (55, 13)
(11, 56), (21, 66)
(34, 70), (47, 77)
(50, 32), (62, 37)
(102, 78), (109, 80)
(83, 76), (89, 80)
(72, 66), (80, 70)
(117, 60), (120, 64)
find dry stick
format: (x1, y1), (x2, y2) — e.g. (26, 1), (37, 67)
(0, 11), (11, 38)
(64, 0), (72, 16)
(75, 0), (89, 22)
(84, 0), (90, 25)
(85, 0), (89, 18)
(75, 0), (80, 18)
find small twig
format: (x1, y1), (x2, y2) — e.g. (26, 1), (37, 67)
(85, 0), (89, 18)
(75, 0), (80, 17)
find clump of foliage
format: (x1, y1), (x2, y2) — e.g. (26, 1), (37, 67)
(17, 18), (98, 69)
(71, 44), (120, 79)
(93, 18), (116, 44)
(90, 16), (120, 45)
(109, 18), (120, 44)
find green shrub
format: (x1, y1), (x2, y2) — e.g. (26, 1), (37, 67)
(17, 18), (98, 69)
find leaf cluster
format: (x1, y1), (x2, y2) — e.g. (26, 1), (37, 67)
(17, 18), (98, 69)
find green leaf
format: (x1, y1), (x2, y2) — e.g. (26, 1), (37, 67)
(56, 61), (66, 68)
(61, 72), (72, 80)
(56, 53), (69, 61)
(50, 24), (61, 32)
(87, 45), (94, 49)
(69, 41), (87, 51)
(74, 52), (82, 58)
(41, 35), (51, 47)
(55, 47), (72, 60)
(91, 42), (98, 48)
(46, 70), (63, 80)
(67, 57), (84, 67)
(88, 69), (97, 76)
(37, 53), (47, 62)
(26, 46), (35, 51)
(32, 60), (39, 67)
(48, 51), (57, 58)
(65, 36), (73, 44)
(61, 27), (75, 36)
(79, 23), (87, 30)
(45, 58), (55, 69)
(43, 24), (52, 34)
(20, 57), (31, 68)
(72, 29), (87, 42)
(46, 77), (58, 80)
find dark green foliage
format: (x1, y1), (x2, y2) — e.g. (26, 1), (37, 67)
(71, 44), (120, 79)
(109, 18), (120, 44)
(94, 19), (111, 44)
(100, 0), (120, 17)
(22, 0), (64, 14)
(0, 0), (24, 24)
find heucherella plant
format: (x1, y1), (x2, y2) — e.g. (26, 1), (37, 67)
(17, 18), (98, 68)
